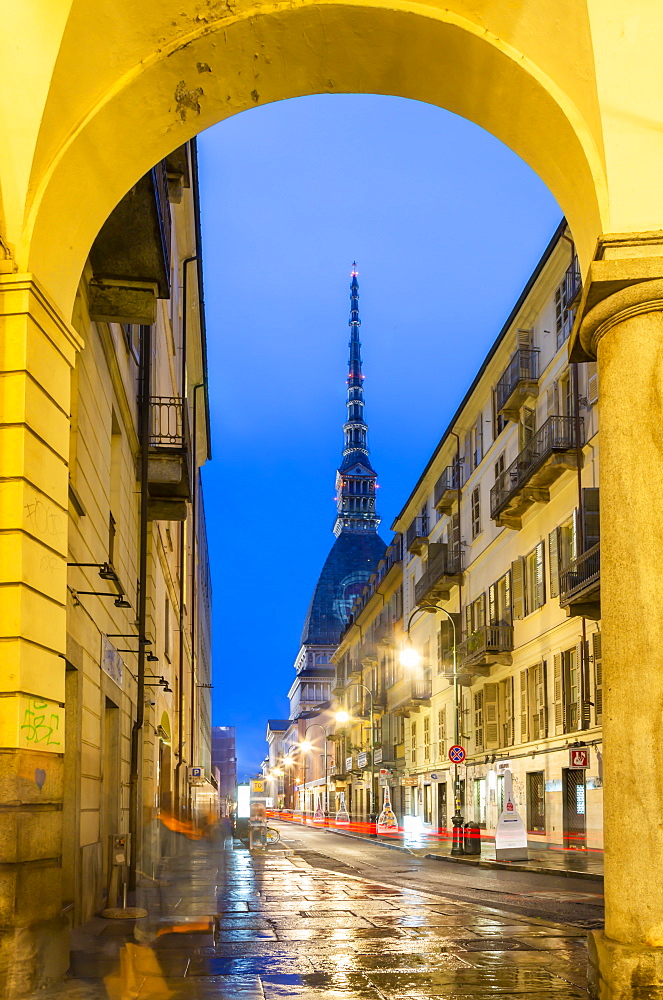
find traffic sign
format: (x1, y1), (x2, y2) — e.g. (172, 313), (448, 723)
(448, 745), (466, 763)
(569, 748), (589, 769)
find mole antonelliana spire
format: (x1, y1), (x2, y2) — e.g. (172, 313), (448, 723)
(298, 265), (387, 650)
(333, 262), (381, 537)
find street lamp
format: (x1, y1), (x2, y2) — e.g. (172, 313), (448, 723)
(400, 602), (464, 854)
(301, 724), (329, 818)
(335, 683), (375, 825)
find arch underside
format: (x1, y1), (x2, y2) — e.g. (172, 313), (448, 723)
(22, 1), (606, 316)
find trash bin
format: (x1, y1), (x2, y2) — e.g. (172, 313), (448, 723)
(463, 822), (481, 856)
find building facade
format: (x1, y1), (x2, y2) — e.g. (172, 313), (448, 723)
(332, 221), (602, 849)
(212, 726), (238, 816)
(1, 139), (213, 993)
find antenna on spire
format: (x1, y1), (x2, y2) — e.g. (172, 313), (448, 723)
(351, 261), (358, 277)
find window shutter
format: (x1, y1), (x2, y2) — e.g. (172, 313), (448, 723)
(504, 676), (514, 745)
(464, 432), (472, 475)
(491, 388), (499, 442)
(512, 557), (526, 620)
(476, 414), (483, 465)
(553, 653), (564, 734)
(504, 570), (512, 624)
(572, 507), (579, 561)
(484, 683), (499, 749)
(593, 632), (603, 724)
(535, 541), (545, 609)
(546, 381), (557, 416)
(488, 583), (497, 626)
(576, 642), (585, 731)
(465, 603), (473, 638)
(537, 660), (548, 739)
(477, 592), (486, 629)
(520, 670), (529, 743)
(474, 691), (484, 751)
(581, 488), (600, 550)
(587, 361), (599, 404)
(549, 527), (560, 598)
(517, 328), (532, 349)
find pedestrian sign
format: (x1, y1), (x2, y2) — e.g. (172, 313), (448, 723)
(448, 745), (466, 763)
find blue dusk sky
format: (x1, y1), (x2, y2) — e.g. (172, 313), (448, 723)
(197, 94), (561, 779)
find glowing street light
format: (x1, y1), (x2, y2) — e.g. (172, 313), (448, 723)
(399, 641), (421, 670)
(335, 710), (350, 724)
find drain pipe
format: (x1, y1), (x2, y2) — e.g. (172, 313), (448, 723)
(174, 255), (198, 819)
(188, 381), (205, 825)
(562, 231), (590, 729)
(129, 322), (152, 892)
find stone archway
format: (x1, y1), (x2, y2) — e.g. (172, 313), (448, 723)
(3, 4), (663, 998)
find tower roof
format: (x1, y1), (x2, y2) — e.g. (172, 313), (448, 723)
(299, 528), (387, 646)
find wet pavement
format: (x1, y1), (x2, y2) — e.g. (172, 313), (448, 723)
(32, 825), (593, 999)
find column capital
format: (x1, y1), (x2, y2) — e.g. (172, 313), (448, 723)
(570, 231), (663, 361)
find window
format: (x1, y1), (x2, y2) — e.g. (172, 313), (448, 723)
(471, 415), (483, 470)
(527, 772), (545, 832)
(488, 572), (512, 626)
(494, 452), (505, 482)
(474, 777), (487, 827)
(471, 486), (481, 539)
(559, 371), (572, 417)
(437, 707), (446, 758)
(410, 721), (417, 764)
(474, 691), (484, 751)
(555, 279), (575, 350)
(449, 511), (460, 568)
(491, 388), (508, 441)
(164, 596), (171, 661)
(553, 646), (585, 734)
(499, 678), (514, 747)
(437, 614), (459, 675)
(512, 542), (545, 618)
(520, 405), (536, 449)
(464, 593), (486, 638)
(519, 663), (548, 742)
(423, 716), (430, 761)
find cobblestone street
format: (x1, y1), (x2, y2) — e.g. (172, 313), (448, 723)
(35, 827), (592, 999)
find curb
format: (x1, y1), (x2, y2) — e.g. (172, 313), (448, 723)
(424, 852), (604, 882)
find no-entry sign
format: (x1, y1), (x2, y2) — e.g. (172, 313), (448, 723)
(448, 745), (466, 763)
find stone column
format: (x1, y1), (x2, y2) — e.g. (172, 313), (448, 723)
(575, 266), (663, 998)
(0, 274), (82, 995)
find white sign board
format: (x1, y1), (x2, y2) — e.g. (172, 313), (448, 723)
(494, 768), (528, 861)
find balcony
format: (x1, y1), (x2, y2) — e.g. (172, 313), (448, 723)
(374, 619), (395, 646)
(457, 625), (514, 677)
(359, 641), (379, 666)
(559, 543), (600, 620)
(372, 743), (397, 764)
(146, 397), (191, 521)
(406, 516), (429, 555)
(89, 162), (172, 324)
(495, 348), (539, 421)
(490, 416), (583, 529)
(391, 676), (432, 715)
(414, 542), (461, 605)
(434, 464), (463, 515)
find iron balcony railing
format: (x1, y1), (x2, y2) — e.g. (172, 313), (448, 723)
(412, 676), (432, 701)
(414, 545), (461, 605)
(406, 515), (429, 552)
(559, 542), (600, 605)
(495, 348), (539, 414)
(149, 396), (188, 449)
(490, 415), (582, 518)
(434, 464), (463, 508)
(458, 625), (514, 664)
(565, 254), (582, 306)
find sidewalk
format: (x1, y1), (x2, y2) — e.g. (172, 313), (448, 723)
(31, 825), (592, 999)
